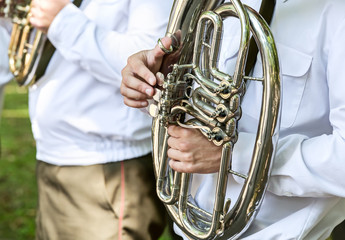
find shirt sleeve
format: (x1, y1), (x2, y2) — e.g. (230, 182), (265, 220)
(47, 0), (172, 86)
(231, 20), (345, 199)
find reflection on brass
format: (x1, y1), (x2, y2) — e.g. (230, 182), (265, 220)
(1, 0), (44, 86)
(151, 0), (281, 239)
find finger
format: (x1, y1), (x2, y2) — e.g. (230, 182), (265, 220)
(31, 0), (38, 8)
(123, 97), (149, 108)
(167, 125), (189, 138)
(167, 125), (179, 137)
(29, 16), (36, 27)
(169, 159), (194, 173)
(127, 37), (172, 87)
(125, 52), (157, 86)
(121, 68), (155, 97)
(167, 147), (183, 161)
(167, 136), (180, 149)
(29, 7), (39, 25)
(120, 85), (150, 101)
(29, 18), (46, 32)
(152, 36), (173, 58)
(170, 158), (218, 174)
(171, 30), (182, 49)
(167, 147), (194, 164)
(30, 5), (37, 15)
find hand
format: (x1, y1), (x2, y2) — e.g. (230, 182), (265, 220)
(120, 37), (172, 108)
(167, 125), (223, 174)
(30, 0), (70, 33)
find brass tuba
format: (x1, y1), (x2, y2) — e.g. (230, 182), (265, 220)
(1, 0), (44, 86)
(150, 0), (281, 239)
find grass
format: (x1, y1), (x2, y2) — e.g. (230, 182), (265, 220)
(0, 81), (173, 240)
(0, 82), (36, 240)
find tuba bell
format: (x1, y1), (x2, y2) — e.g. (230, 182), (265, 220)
(150, 0), (281, 239)
(1, 0), (44, 86)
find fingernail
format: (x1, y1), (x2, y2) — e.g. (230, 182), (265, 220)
(145, 89), (152, 96)
(141, 101), (148, 107)
(149, 77), (156, 86)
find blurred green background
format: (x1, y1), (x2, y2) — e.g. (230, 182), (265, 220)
(0, 82), (36, 240)
(1, 81), (344, 240)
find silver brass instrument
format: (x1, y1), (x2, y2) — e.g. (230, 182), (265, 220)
(1, 0), (44, 86)
(150, 0), (281, 239)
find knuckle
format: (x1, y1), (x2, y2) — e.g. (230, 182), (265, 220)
(167, 148), (175, 159)
(123, 98), (129, 106)
(120, 86), (125, 95)
(123, 98), (131, 106)
(184, 152), (194, 162)
(167, 125), (175, 135)
(180, 128), (190, 137)
(121, 67), (127, 77)
(138, 84), (147, 94)
(167, 137), (173, 147)
(126, 55), (134, 66)
(184, 164), (194, 173)
(127, 54), (138, 67)
(169, 160), (179, 172)
(168, 159), (175, 168)
(178, 141), (189, 152)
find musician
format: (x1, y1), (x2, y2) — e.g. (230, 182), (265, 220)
(3, 0), (174, 239)
(120, 0), (345, 239)
(0, 20), (12, 117)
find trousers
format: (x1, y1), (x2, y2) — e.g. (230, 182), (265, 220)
(35, 154), (166, 240)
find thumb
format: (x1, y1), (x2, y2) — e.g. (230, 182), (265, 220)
(152, 36), (173, 58)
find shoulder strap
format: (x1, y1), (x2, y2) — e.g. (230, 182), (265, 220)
(34, 0), (83, 82)
(244, 0), (276, 76)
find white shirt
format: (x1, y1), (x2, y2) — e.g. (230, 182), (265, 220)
(176, 0), (345, 239)
(28, 0), (173, 165)
(0, 19), (13, 86)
